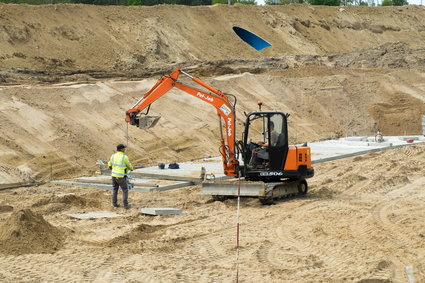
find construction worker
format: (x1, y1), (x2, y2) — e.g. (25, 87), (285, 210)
(108, 144), (133, 209)
(375, 130), (384, 143)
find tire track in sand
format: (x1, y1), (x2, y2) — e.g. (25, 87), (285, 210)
(371, 177), (425, 282)
(269, 197), (397, 282)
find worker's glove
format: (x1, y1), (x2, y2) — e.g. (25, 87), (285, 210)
(109, 166), (112, 170)
(126, 175), (134, 190)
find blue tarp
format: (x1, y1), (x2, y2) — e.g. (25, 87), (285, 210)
(233, 26), (271, 51)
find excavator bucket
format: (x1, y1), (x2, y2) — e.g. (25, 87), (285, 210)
(138, 116), (161, 130)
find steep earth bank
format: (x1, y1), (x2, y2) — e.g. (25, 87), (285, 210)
(0, 4), (425, 82)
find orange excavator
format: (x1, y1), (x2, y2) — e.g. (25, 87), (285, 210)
(126, 69), (314, 204)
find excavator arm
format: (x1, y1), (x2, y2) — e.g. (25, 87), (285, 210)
(125, 69), (239, 177)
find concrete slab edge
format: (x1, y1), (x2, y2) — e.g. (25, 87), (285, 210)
(119, 172), (199, 184)
(140, 208), (182, 216)
(74, 178), (159, 187)
(50, 181), (193, 192)
(312, 142), (421, 164)
(100, 170), (201, 184)
(156, 182), (193, 191)
(68, 212), (123, 219)
(50, 181), (153, 192)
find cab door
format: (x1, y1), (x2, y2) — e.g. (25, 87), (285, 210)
(267, 113), (289, 171)
(243, 111), (289, 172)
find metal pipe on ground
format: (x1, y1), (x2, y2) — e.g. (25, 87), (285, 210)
(0, 182), (46, 191)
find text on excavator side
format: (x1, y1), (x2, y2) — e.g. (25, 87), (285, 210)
(227, 117), (232, 137)
(196, 92), (214, 102)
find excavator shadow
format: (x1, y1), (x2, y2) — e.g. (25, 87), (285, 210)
(208, 193), (309, 206)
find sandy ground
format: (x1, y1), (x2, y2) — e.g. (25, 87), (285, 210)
(0, 144), (424, 282)
(0, 3), (425, 282)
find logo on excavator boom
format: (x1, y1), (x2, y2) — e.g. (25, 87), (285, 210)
(227, 117), (232, 136)
(196, 92), (214, 102)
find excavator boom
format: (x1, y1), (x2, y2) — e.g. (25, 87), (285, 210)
(126, 69), (239, 176)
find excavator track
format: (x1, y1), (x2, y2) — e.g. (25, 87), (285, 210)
(202, 179), (308, 205)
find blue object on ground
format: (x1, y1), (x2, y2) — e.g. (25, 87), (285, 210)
(232, 26), (271, 51)
(168, 163), (180, 169)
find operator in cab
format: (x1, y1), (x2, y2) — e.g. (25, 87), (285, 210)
(249, 121), (279, 168)
(258, 121), (278, 147)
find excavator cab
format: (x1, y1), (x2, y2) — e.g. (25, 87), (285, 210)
(242, 111), (289, 181)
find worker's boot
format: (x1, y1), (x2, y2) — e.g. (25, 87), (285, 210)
(112, 203), (119, 208)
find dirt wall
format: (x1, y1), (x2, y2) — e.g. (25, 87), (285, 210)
(1, 4), (425, 79)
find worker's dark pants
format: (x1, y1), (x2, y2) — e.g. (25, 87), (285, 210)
(112, 177), (128, 206)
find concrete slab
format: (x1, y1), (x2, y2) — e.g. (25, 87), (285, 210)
(68, 211), (123, 219)
(132, 160), (228, 181)
(141, 207), (182, 216)
(365, 142), (393, 147)
(50, 181), (153, 192)
(130, 172), (201, 183)
(50, 180), (192, 192)
(345, 136), (368, 141)
(75, 176), (159, 187)
(154, 182), (194, 191)
(310, 135), (424, 163)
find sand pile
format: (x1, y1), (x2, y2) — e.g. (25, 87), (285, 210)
(32, 193), (103, 209)
(104, 223), (188, 253)
(0, 209), (64, 255)
(107, 224), (163, 246)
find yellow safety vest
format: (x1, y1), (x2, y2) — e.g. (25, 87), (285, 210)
(108, 151), (133, 178)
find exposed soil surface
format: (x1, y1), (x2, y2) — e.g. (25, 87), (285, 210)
(0, 145), (424, 282)
(0, 3), (424, 282)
